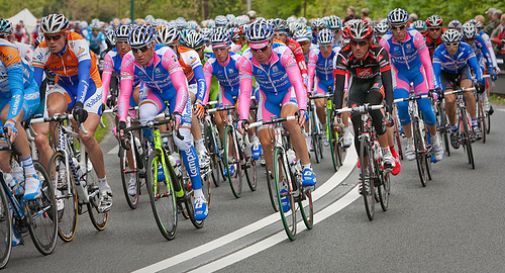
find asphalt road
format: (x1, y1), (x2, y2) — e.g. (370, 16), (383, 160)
(4, 107), (505, 273)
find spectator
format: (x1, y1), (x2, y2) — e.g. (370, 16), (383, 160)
(485, 8), (500, 35)
(409, 13), (418, 23)
(13, 21), (29, 44)
(475, 15), (485, 26)
(361, 8), (371, 23)
(491, 14), (505, 57)
(344, 6), (357, 22)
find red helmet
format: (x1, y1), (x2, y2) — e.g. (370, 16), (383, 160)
(344, 19), (373, 40)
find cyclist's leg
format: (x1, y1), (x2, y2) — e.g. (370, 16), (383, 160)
(394, 72), (412, 138)
(46, 85), (69, 161)
(188, 84), (207, 159)
(256, 90), (275, 172)
(314, 79), (328, 127)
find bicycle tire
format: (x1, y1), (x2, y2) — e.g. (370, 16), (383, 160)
(265, 169), (279, 212)
(245, 158), (258, 192)
(378, 171), (391, 212)
(438, 104), (451, 157)
(26, 162), (58, 255)
(359, 138), (375, 221)
(394, 114), (404, 160)
(182, 177), (205, 229)
(0, 183), (12, 269)
(299, 185), (314, 230)
(413, 118), (427, 187)
(206, 123), (223, 187)
(119, 146), (140, 209)
(145, 150), (178, 240)
(273, 147), (297, 240)
(486, 110), (491, 134)
(328, 121), (339, 172)
(478, 100), (486, 143)
(85, 152), (109, 231)
(461, 112), (475, 169)
(223, 125), (243, 198)
(48, 151), (78, 242)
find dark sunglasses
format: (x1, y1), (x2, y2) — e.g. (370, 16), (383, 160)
(251, 45), (270, 53)
(445, 42), (459, 47)
(429, 28), (441, 32)
(392, 25), (407, 31)
(350, 40), (368, 47)
(132, 45), (150, 53)
(44, 34), (62, 41)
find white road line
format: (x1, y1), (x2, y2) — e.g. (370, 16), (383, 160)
(496, 108), (505, 112)
(189, 187), (361, 273)
(132, 146), (358, 273)
(108, 144), (119, 155)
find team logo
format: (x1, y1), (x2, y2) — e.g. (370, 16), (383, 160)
(272, 66), (278, 73)
(356, 67), (373, 78)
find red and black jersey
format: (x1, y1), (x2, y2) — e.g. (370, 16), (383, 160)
(333, 43), (391, 80)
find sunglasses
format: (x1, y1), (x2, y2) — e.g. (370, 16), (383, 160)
(429, 28), (441, 32)
(132, 45), (150, 53)
(44, 34), (62, 41)
(392, 25), (407, 31)
(350, 40), (368, 47)
(445, 42), (459, 47)
(320, 44), (333, 49)
(251, 45), (270, 53)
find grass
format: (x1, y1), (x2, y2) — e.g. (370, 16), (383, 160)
(490, 94), (505, 106)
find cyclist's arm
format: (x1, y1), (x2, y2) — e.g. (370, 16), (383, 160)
(414, 32), (435, 89)
(72, 38), (93, 104)
(281, 49), (307, 111)
(432, 49), (443, 89)
(185, 50), (207, 103)
(332, 54), (346, 110)
(480, 32), (499, 69)
(161, 49), (189, 115)
(238, 57), (253, 120)
(378, 48), (394, 111)
(118, 52), (135, 122)
(476, 36), (494, 72)
(101, 52), (114, 105)
(291, 41), (308, 83)
(307, 50), (317, 94)
(1, 48), (24, 120)
(468, 53), (484, 83)
(32, 46), (46, 87)
(202, 60), (213, 104)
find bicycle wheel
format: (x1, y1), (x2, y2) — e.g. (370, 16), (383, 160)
(328, 121), (339, 172)
(394, 113), (404, 160)
(145, 150), (178, 240)
(299, 184), (313, 230)
(265, 169), (278, 212)
(486, 108), (491, 134)
(273, 147), (296, 241)
(378, 171), (391, 212)
(181, 176), (205, 229)
(0, 184), (12, 269)
(461, 112), (475, 169)
(359, 138), (375, 221)
(48, 151), (78, 242)
(223, 125), (243, 198)
(245, 158), (258, 192)
(413, 119), (427, 187)
(119, 146), (140, 209)
(310, 112), (321, 163)
(477, 100), (486, 143)
(85, 153), (109, 231)
(208, 132), (223, 188)
(439, 107), (451, 157)
(26, 162), (58, 255)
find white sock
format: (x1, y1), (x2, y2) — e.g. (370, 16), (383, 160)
(194, 189), (204, 198)
(303, 163), (311, 170)
(21, 157), (36, 177)
(432, 134), (441, 147)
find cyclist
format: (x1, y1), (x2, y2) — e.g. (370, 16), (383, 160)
(425, 15), (444, 59)
(380, 8), (444, 162)
(202, 28), (262, 162)
(462, 22), (497, 80)
(237, 21), (316, 211)
(433, 29), (485, 144)
(326, 15), (344, 47)
(0, 20), (42, 201)
(307, 29), (352, 147)
(333, 19), (395, 170)
(373, 19), (389, 42)
(293, 28), (314, 62)
(87, 19), (107, 56)
(311, 18), (326, 45)
(175, 29), (211, 171)
(32, 14), (112, 212)
(413, 20), (428, 36)
(118, 25), (208, 221)
(272, 19), (309, 88)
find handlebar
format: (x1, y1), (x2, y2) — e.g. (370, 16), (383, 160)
(247, 115), (297, 129)
(444, 87), (476, 96)
(29, 113), (88, 135)
(334, 104), (384, 114)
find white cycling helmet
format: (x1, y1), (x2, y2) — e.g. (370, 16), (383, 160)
(317, 28), (333, 45)
(115, 24), (131, 39)
(128, 25), (155, 48)
(311, 18), (326, 29)
(157, 26), (179, 45)
(448, 20), (462, 30)
(441, 28), (463, 43)
(245, 20), (273, 43)
(344, 19), (373, 41)
(105, 27), (116, 45)
(293, 28), (312, 43)
(179, 29), (205, 49)
(41, 14), (69, 34)
(413, 20), (427, 32)
(326, 15), (342, 30)
(210, 27), (230, 47)
(215, 15), (228, 27)
(374, 20), (389, 35)
(387, 8), (409, 26)
(462, 22), (477, 39)
(0, 19), (12, 35)
(426, 15), (443, 28)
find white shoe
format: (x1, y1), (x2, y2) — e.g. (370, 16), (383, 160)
(23, 175), (42, 200)
(405, 145), (416, 161)
(98, 181), (113, 213)
(383, 153), (396, 169)
(127, 174), (137, 196)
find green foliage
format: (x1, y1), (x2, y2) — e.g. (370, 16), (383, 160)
(0, 0), (503, 23)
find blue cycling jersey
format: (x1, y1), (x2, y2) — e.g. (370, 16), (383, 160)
(432, 42), (483, 87)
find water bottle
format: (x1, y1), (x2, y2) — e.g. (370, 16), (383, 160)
(157, 163), (165, 182)
(71, 157), (88, 201)
(169, 153), (182, 178)
(4, 172), (22, 196)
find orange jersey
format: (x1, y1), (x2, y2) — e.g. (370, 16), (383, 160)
(177, 45), (202, 82)
(32, 31), (102, 88)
